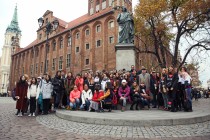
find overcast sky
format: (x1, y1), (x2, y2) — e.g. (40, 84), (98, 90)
(0, 0), (209, 87)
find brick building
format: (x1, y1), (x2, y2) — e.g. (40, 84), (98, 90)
(10, 0), (134, 89)
(9, 0), (178, 90)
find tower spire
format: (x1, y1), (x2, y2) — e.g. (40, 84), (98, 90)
(6, 4), (21, 34)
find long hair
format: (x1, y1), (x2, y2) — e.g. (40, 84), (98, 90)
(29, 77), (37, 88)
(18, 75), (26, 84)
(46, 74), (52, 83)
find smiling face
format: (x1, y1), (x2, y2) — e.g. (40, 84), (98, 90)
(21, 76), (26, 81)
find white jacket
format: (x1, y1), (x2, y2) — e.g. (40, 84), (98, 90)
(27, 84), (40, 99)
(40, 80), (53, 99)
(81, 89), (93, 105)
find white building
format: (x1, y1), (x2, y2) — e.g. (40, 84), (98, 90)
(0, 5), (21, 94)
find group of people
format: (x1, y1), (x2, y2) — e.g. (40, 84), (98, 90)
(14, 65), (193, 117)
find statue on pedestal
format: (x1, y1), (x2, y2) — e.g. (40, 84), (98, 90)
(117, 7), (134, 44)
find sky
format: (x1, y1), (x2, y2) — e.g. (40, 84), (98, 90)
(0, 0), (209, 88)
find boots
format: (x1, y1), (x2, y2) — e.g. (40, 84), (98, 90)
(130, 104), (134, 110)
(136, 104), (139, 110)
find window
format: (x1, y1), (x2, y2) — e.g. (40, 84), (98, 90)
(46, 45), (50, 53)
(52, 58), (56, 71)
(103, 0), (106, 2)
(66, 54), (71, 68)
(60, 38), (63, 49)
(59, 56), (63, 70)
(109, 36), (114, 44)
(96, 25), (101, 32)
(86, 43), (90, 50)
(46, 60), (49, 72)
(22, 67), (24, 75)
(35, 49), (39, 57)
(53, 41), (56, 51)
(30, 65), (33, 75)
(40, 62), (43, 73)
(109, 21), (114, 28)
(39, 33), (42, 40)
(96, 40), (101, 47)
(76, 47), (79, 53)
(76, 32), (80, 39)
(35, 63), (38, 74)
(85, 29), (90, 36)
(96, 0), (100, 5)
(46, 18), (48, 24)
(67, 36), (72, 47)
(85, 59), (89, 65)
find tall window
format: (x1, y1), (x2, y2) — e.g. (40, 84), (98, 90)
(96, 0), (100, 5)
(22, 67), (24, 75)
(59, 56), (63, 70)
(67, 36), (72, 47)
(96, 40), (101, 47)
(86, 43), (90, 50)
(52, 58), (56, 71)
(76, 32), (80, 39)
(109, 20), (114, 28)
(76, 47), (80, 53)
(60, 38), (63, 49)
(39, 33), (42, 40)
(46, 60), (49, 72)
(109, 36), (114, 44)
(66, 54), (71, 68)
(96, 25), (101, 32)
(85, 29), (90, 36)
(85, 59), (89, 65)
(35, 49), (39, 57)
(46, 45), (50, 53)
(30, 65), (33, 75)
(40, 62), (43, 73)
(53, 41), (56, 51)
(35, 63), (38, 74)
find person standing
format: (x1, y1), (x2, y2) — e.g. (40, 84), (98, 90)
(139, 67), (151, 96)
(27, 77), (40, 116)
(150, 71), (157, 108)
(15, 75), (28, 117)
(75, 74), (84, 93)
(41, 74), (53, 115)
(64, 72), (75, 110)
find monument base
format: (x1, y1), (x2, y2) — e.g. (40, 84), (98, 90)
(115, 43), (136, 71)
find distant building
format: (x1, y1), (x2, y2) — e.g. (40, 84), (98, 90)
(207, 79), (210, 88)
(187, 64), (200, 87)
(0, 5), (21, 93)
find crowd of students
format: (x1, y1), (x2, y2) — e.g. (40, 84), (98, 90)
(14, 65), (193, 117)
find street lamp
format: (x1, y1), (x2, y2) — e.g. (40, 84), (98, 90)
(38, 17), (59, 74)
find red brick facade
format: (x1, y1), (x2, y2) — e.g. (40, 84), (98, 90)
(10, 0), (134, 89)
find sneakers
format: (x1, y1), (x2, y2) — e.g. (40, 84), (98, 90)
(28, 114), (32, 117)
(32, 113), (35, 117)
(17, 113), (23, 117)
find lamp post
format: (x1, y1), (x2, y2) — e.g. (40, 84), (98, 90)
(38, 17), (59, 74)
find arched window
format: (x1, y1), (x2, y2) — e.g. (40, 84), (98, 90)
(108, 20), (114, 28)
(67, 36), (72, 47)
(60, 37), (63, 49)
(52, 40), (56, 51)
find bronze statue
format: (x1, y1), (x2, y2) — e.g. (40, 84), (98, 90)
(117, 7), (134, 44)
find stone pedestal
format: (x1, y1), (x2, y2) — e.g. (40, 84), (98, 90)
(115, 43), (136, 71)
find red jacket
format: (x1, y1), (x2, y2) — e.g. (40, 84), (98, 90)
(16, 82), (28, 111)
(69, 89), (81, 102)
(75, 78), (84, 92)
(92, 90), (104, 103)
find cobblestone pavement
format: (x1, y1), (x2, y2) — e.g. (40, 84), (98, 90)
(1, 97), (210, 140)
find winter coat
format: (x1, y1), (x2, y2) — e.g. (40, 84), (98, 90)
(40, 80), (53, 99)
(52, 76), (64, 92)
(69, 89), (81, 102)
(101, 78), (110, 91)
(92, 90), (104, 103)
(16, 82), (28, 111)
(27, 84), (40, 99)
(75, 78), (84, 92)
(64, 76), (75, 96)
(81, 89), (93, 105)
(118, 85), (130, 98)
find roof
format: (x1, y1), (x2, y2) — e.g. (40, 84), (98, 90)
(13, 7), (114, 56)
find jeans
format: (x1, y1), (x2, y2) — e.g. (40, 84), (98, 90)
(43, 99), (50, 114)
(70, 98), (80, 109)
(119, 97), (127, 107)
(152, 92), (157, 107)
(185, 88), (192, 109)
(66, 95), (70, 106)
(80, 99), (91, 110)
(162, 93), (168, 108)
(54, 90), (63, 108)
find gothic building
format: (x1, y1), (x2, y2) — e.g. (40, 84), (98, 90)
(10, 0), (133, 89)
(0, 5), (21, 93)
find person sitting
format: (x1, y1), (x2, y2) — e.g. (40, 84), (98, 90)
(139, 82), (150, 109)
(89, 84), (104, 112)
(98, 82), (113, 112)
(118, 79), (130, 112)
(69, 85), (81, 110)
(130, 81), (141, 110)
(80, 84), (93, 111)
